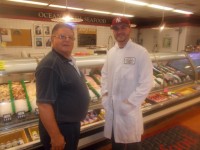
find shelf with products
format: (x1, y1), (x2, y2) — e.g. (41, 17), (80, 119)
(0, 52), (200, 149)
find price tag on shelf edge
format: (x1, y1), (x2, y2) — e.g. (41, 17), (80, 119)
(0, 61), (5, 71)
(17, 111), (26, 119)
(3, 114), (12, 123)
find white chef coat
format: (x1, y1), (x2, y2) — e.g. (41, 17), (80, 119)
(101, 39), (153, 143)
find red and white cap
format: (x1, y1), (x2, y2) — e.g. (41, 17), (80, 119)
(111, 17), (131, 28)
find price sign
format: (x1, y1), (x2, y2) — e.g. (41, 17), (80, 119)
(3, 114), (12, 123)
(0, 61), (5, 71)
(35, 108), (39, 115)
(17, 111), (26, 119)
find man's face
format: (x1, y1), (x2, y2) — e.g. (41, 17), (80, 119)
(112, 23), (131, 43)
(51, 27), (75, 57)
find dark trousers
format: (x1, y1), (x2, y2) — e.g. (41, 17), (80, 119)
(39, 120), (80, 150)
(111, 130), (142, 150)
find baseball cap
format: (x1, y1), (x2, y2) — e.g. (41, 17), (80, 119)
(111, 17), (131, 29)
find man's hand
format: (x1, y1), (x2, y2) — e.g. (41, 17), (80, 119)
(51, 133), (66, 150)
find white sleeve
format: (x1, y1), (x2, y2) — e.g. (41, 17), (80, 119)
(101, 56), (108, 96)
(128, 50), (154, 106)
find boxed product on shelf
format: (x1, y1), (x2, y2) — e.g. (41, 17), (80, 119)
(0, 129), (28, 149)
(28, 126), (39, 141)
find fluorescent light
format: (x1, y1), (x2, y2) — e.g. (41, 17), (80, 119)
(111, 13), (134, 17)
(116, 0), (148, 6)
(7, 0), (48, 6)
(173, 9), (193, 15)
(84, 9), (110, 14)
(49, 4), (66, 9)
(67, 7), (84, 11)
(49, 5), (83, 10)
(148, 4), (173, 11)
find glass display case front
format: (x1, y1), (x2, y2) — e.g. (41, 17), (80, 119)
(187, 52), (200, 81)
(0, 53), (200, 149)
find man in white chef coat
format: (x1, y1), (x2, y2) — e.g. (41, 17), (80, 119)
(101, 17), (153, 150)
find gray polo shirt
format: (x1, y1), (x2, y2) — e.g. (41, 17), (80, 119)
(35, 50), (90, 123)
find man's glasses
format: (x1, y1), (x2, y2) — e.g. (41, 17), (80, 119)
(53, 35), (75, 41)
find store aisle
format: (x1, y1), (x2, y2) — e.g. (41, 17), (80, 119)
(85, 103), (200, 150)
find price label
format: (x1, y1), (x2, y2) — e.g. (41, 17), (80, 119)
(0, 61), (5, 71)
(17, 111), (26, 119)
(3, 114), (12, 123)
(35, 108), (39, 115)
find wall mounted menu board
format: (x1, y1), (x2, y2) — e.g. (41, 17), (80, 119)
(77, 27), (96, 47)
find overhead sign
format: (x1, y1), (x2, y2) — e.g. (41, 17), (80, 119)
(0, 4), (112, 25)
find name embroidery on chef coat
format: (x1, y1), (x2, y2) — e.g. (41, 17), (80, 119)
(124, 57), (136, 65)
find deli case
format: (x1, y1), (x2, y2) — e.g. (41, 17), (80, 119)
(0, 52), (200, 150)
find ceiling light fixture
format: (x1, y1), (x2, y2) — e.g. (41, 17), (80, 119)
(7, 0), (48, 6)
(148, 4), (173, 11)
(173, 9), (193, 15)
(84, 9), (111, 14)
(159, 11), (165, 31)
(111, 13), (134, 17)
(116, 0), (148, 6)
(49, 4), (84, 11)
(51, 0), (83, 23)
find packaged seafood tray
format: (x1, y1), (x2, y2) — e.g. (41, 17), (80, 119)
(141, 101), (152, 108)
(147, 93), (169, 103)
(28, 126), (39, 141)
(0, 129), (28, 149)
(0, 84), (10, 103)
(9, 81), (32, 113)
(173, 87), (197, 96)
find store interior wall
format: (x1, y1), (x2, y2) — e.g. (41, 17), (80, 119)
(139, 27), (189, 53)
(0, 17), (200, 57)
(185, 26), (200, 46)
(0, 18), (114, 57)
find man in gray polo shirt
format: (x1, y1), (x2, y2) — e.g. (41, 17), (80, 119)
(36, 23), (90, 150)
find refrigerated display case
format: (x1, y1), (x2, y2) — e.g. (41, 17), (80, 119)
(0, 53), (200, 149)
(187, 52), (200, 82)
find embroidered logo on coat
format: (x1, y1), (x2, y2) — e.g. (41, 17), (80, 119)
(124, 57), (136, 65)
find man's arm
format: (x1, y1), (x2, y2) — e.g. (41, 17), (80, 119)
(38, 103), (65, 150)
(101, 56), (109, 97)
